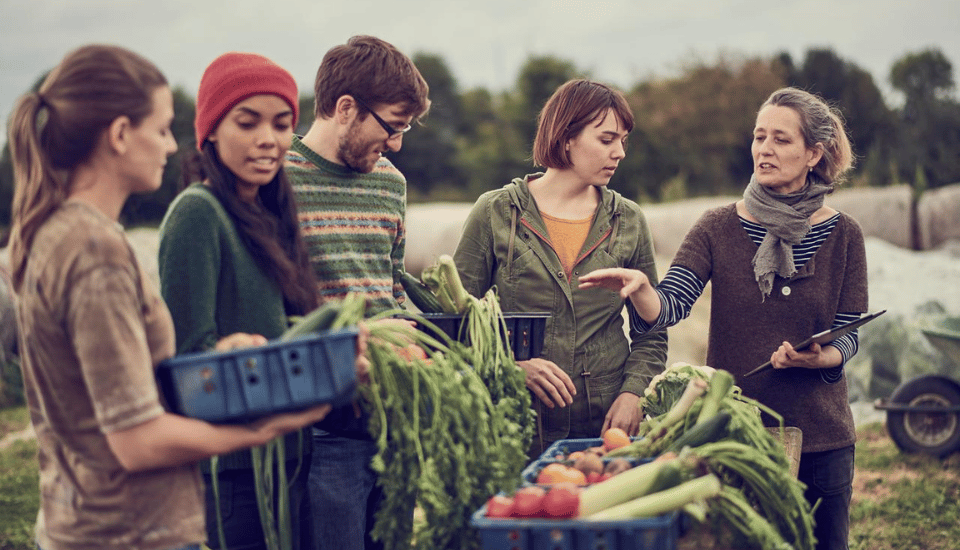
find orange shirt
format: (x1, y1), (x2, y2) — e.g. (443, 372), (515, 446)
(541, 211), (593, 279)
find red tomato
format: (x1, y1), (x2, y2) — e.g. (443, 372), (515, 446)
(511, 486), (546, 518)
(536, 463), (570, 484)
(542, 484), (580, 519)
(585, 471), (603, 484)
(536, 463), (587, 485)
(485, 495), (514, 518)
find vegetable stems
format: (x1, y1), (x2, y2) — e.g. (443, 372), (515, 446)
(586, 473), (722, 521)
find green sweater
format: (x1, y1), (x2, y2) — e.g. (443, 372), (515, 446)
(158, 184), (287, 352)
(158, 184), (302, 468)
(285, 136), (407, 315)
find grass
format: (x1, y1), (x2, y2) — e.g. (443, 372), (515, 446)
(1, 407), (959, 549)
(849, 423), (960, 550)
(0, 407), (36, 550)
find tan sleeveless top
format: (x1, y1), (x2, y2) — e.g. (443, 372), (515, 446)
(542, 211), (592, 278)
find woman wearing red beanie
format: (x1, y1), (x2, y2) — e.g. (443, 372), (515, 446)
(158, 52), (326, 550)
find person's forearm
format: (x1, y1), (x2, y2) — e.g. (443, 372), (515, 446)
(628, 284), (662, 323)
(818, 345), (844, 369)
(105, 412), (275, 472)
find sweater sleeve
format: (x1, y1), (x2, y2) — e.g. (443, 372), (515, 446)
(620, 207), (668, 395)
(392, 193), (408, 306)
(158, 191), (223, 354)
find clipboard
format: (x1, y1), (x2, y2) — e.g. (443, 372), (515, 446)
(741, 309), (886, 379)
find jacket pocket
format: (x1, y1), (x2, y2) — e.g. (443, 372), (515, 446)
(500, 245), (559, 313)
(585, 369), (625, 417)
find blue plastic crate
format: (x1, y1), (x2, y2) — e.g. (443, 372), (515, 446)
(521, 438), (645, 486)
(470, 506), (679, 550)
(156, 328), (358, 423)
(417, 312), (549, 360)
(474, 437), (680, 549)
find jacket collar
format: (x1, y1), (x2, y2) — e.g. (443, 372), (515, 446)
(505, 173), (620, 235)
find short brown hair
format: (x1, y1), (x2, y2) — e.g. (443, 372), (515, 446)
(313, 35), (430, 120)
(533, 79), (634, 169)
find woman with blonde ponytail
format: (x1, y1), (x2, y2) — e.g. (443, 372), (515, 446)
(581, 87), (865, 550)
(8, 44), (330, 550)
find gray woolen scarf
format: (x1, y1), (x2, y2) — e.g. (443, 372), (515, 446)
(743, 172), (833, 299)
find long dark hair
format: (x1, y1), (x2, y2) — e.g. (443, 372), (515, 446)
(182, 142), (319, 315)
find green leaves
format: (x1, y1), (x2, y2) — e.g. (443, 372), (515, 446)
(360, 289), (533, 550)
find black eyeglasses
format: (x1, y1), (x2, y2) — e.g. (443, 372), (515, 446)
(354, 96), (411, 138)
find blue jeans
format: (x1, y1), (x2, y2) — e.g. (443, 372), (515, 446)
(308, 430), (384, 550)
(203, 457), (312, 550)
(798, 444), (855, 550)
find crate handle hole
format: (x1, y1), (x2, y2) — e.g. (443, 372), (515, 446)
(201, 367), (213, 380)
(245, 358), (257, 370)
(247, 375), (259, 385)
(289, 350), (300, 360)
(203, 381), (216, 393)
(292, 366), (303, 376)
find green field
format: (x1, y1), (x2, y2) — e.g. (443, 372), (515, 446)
(1, 408), (958, 550)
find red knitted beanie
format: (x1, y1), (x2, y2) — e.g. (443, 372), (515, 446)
(194, 52), (299, 150)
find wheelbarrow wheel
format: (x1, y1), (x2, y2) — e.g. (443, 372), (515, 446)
(886, 375), (960, 458)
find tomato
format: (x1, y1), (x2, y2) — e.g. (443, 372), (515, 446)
(537, 463), (587, 485)
(557, 467), (587, 485)
(587, 471), (614, 484)
(536, 463), (568, 484)
(602, 427), (631, 451)
(542, 484), (580, 519)
(511, 486), (546, 518)
(485, 494), (514, 518)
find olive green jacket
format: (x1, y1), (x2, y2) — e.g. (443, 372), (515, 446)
(454, 175), (667, 445)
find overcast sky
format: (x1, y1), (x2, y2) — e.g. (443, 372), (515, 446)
(2, 0), (959, 141)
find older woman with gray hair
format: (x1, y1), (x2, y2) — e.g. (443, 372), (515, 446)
(580, 87), (866, 550)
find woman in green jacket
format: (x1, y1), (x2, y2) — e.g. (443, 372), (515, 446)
(454, 79), (667, 455)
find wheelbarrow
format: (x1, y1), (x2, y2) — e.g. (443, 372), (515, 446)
(874, 314), (960, 458)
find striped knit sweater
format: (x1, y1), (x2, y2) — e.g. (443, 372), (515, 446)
(285, 136), (407, 315)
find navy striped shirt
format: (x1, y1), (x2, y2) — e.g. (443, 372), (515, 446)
(632, 213), (858, 383)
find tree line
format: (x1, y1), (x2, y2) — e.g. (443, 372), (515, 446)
(1, 46), (958, 230)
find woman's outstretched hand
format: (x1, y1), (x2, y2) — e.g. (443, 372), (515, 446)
(578, 268), (662, 323)
(577, 267), (650, 299)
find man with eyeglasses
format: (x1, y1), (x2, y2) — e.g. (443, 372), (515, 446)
(284, 35), (430, 550)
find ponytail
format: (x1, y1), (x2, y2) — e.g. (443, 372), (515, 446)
(6, 44), (167, 291)
(7, 93), (69, 291)
(820, 111), (854, 185)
